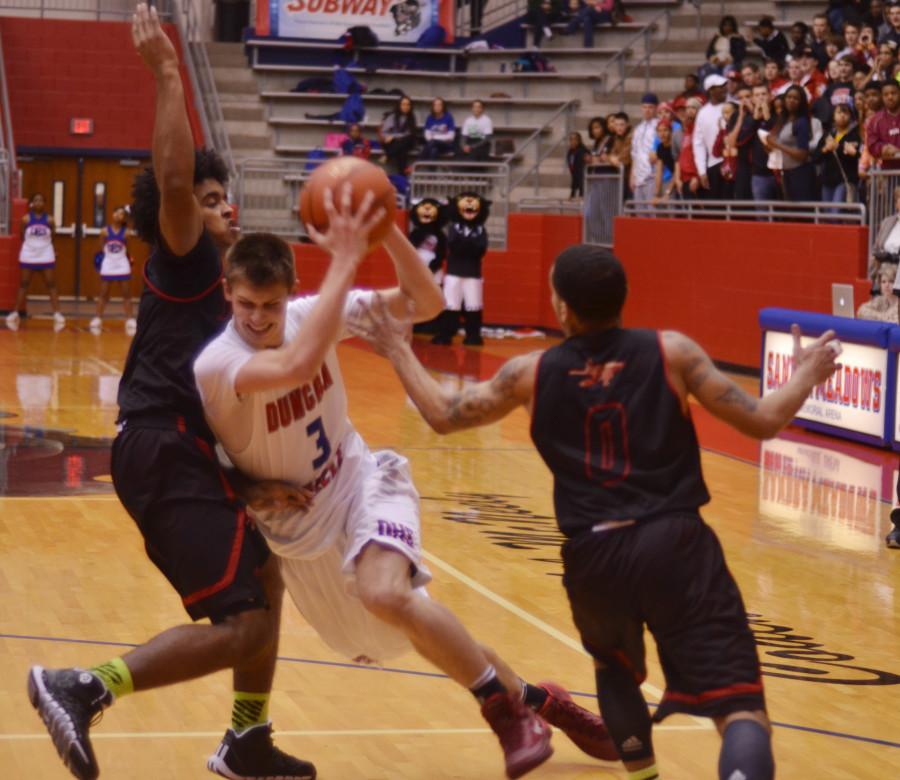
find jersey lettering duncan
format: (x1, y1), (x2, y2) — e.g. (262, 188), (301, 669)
(265, 363), (335, 433)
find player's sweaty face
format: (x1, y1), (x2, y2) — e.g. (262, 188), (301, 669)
(196, 179), (238, 250)
(226, 279), (290, 349)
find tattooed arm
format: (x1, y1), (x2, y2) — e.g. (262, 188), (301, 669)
(349, 295), (540, 432)
(661, 325), (840, 439)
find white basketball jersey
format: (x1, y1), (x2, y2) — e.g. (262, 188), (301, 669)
(195, 290), (377, 558)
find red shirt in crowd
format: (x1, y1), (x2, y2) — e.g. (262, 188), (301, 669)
(867, 109), (900, 169)
(679, 122), (700, 180)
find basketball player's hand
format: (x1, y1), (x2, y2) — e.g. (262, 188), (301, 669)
(791, 324), (841, 386)
(305, 183), (386, 269)
(132, 3), (179, 76)
(243, 480), (315, 514)
(347, 293), (412, 357)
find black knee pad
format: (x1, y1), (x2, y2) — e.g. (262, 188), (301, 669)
(719, 719), (774, 780)
(595, 662), (654, 762)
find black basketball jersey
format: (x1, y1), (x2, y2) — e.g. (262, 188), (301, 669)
(116, 231), (228, 437)
(530, 327), (710, 537)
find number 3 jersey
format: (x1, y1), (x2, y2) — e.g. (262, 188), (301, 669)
(530, 327), (710, 538)
(194, 290), (377, 558)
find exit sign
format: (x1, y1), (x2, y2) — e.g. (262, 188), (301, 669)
(70, 117), (94, 135)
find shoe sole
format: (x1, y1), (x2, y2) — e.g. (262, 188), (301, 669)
(206, 744), (316, 780)
(506, 733), (553, 779)
(887, 539), (900, 549)
(27, 666), (97, 780)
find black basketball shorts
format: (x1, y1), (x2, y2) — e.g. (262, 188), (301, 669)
(111, 421), (271, 623)
(562, 511), (766, 721)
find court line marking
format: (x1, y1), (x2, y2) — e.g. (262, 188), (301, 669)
(0, 724), (707, 741)
(2, 633), (897, 749)
(420, 549), (713, 729)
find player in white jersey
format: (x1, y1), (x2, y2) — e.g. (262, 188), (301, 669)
(194, 186), (616, 779)
(90, 205), (137, 335)
(7, 193), (65, 332)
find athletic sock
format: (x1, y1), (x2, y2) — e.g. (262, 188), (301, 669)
(521, 681), (549, 710)
(90, 657), (134, 700)
(718, 719), (774, 780)
(627, 765), (660, 780)
(232, 692), (271, 734)
(469, 665), (506, 703)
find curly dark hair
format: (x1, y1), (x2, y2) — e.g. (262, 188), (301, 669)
(131, 148), (229, 245)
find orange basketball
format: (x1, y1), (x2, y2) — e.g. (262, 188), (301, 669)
(299, 156), (397, 246)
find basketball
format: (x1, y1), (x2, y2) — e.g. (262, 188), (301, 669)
(299, 157), (397, 245)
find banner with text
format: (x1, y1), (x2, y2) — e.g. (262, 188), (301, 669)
(762, 331), (887, 439)
(267, 0), (439, 42)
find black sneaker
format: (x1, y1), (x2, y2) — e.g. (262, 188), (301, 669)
(27, 666), (112, 780)
(887, 526), (900, 549)
(207, 722), (316, 779)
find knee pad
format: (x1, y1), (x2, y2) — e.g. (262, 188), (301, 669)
(595, 662), (654, 762)
(719, 718), (774, 780)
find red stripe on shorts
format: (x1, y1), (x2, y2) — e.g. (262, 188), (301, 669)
(661, 678), (764, 705)
(182, 507), (247, 607)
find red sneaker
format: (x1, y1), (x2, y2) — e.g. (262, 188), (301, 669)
(537, 681), (618, 761)
(481, 693), (553, 779)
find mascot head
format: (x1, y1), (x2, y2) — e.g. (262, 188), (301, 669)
(389, 0), (421, 35)
(450, 192), (490, 224)
(410, 197), (447, 229)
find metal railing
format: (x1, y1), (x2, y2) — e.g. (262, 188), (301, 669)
(236, 157), (315, 240)
(604, 7), (672, 112)
(410, 161), (510, 249)
(0, 28), (18, 234)
(509, 99), (579, 196)
(583, 166), (624, 246)
(455, 0), (525, 39)
(236, 156), (408, 241)
(0, 0), (171, 19)
(171, 0), (235, 182)
(865, 171), (900, 257)
(622, 199), (868, 224)
(0, 150), (10, 235)
(688, 0), (726, 38)
(517, 197), (583, 214)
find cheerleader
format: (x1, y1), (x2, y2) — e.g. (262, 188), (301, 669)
(90, 206), (135, 334)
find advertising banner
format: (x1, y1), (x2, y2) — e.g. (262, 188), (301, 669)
(762, 330), (887, 439)
(260, 0), (443, 43)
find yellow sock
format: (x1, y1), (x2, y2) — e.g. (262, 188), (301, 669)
(90, 658), (134, 699)
(232, 692), (270, 733)
(627, 765), (660, 780)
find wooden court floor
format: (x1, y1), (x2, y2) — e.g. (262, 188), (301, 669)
(0, 318), (898, 779)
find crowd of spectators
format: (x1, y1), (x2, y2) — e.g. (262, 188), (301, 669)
(582, 3), (900, 217)
(337, 96), (496, 175)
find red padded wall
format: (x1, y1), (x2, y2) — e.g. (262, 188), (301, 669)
(0, 17), (204, 151)
(614, 217), (869, 368)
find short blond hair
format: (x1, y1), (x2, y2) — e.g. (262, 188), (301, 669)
(880, 262), (898, 285)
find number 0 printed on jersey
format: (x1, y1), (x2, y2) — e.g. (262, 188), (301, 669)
(307, 416), (332, 470)
(584, 403), (631, 485)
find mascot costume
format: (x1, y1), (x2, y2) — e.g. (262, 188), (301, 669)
(408, 197), (447, 334)
(432, 192), (489, 346)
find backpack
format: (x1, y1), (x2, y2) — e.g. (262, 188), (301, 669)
(513, 52), (554, 73)
(332, 67), (362, 95)
(337, 92), (365, 123)
(416, 25), (446, 48)
(348, 25), (379, 48)
(304, 148), (328, 172)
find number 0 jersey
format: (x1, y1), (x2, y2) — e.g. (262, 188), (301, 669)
(194, 290), (377, 558)
(530, 327), (710, 538)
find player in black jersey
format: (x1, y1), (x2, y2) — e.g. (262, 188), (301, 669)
(26, 6), (314, 780)
(350, 244), (841, 780)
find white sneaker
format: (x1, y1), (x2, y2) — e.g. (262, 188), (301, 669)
(53, 312), (65, 332)
(6, 311), (19, 331)
(89, 317), (102, 332)
(125, 318), (137, 336)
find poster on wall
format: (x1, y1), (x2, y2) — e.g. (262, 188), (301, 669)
(259, 0), (449, 43)
(761, 330), (887, 440)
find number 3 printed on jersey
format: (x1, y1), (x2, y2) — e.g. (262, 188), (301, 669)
(306, 416), (332, 470)
(584, 403), (630, 485)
